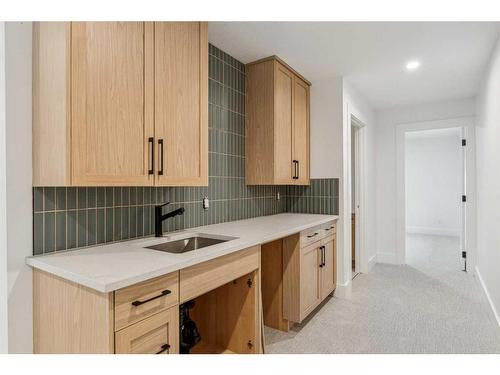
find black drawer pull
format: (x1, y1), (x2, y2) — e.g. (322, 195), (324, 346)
(131, 289), (171, 307)
(307, 232), (318, 238)
(325, 226), (334, 231)
(156, 343), (170, 354)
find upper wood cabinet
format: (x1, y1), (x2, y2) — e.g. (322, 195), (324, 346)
(32, 22), (208, 187)
(245, 56), (310, 185)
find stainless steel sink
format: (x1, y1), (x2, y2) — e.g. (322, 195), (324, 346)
(145, 235), (232, 254)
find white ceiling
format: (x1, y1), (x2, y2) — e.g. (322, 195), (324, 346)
(208, 22), (499, 109)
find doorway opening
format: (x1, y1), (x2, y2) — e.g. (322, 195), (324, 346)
(404, 127), (465, 271)
(350, 116), (364, 279)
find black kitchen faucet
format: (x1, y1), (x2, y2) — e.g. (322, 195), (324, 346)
(154, 202), (185, 237)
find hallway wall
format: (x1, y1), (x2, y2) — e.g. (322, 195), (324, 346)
(475, 35), (500, 326)
(405, 128), (461, 236)
(374, 97), (475, 264)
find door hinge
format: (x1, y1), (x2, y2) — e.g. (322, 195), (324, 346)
(462, 139), (466, 146)
(462, 195), (467, 202)
(247, 278), (253, 288)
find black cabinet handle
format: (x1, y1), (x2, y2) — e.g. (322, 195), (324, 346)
(296, 160), (300, 180)
(148, 137), (154, 175)
(292, 160), (298, 179)
(318, 246), (325, 267)
(325, 226), (334, 231)
(156, 343), (170, 354)
(158, 139), (164, 176)
(131, 289), (171, 307)
(307, 232), (318, 238)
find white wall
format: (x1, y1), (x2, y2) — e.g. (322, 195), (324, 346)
(310, 77), (376, 296)
(5, 22), (33, 353)
(405, 129), (461, 236)
(0, 21), (8, 354)
(341, 81), (376, 287)
(475, 35), (500, 325)
(310, 77), (343, 178)
(375, 97), (475, 264)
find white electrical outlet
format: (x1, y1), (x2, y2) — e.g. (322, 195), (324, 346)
(203, 196), (209, 209)
(276, 192), (281, 200)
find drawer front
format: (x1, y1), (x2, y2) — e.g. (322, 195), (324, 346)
(115, 306), (179, 354)
(114, 272), (179, 331)
(179, 246), (260, 303)
(300, 221), (336, 247)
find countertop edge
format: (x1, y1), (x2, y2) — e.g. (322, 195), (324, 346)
(26, 214), (338, 293)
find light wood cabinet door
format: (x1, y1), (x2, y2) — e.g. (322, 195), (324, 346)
(71, 22), (154, 186)
(300, 243), (321, 319)
(274, 62), (295, 184)
(154, 22), (208, 186)
(293, 77), (310, 185)
(320, 237), (336, 300)
(115, 306), (179, 354)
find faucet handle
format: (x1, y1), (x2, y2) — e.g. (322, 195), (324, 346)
(156, 201), (170, 208)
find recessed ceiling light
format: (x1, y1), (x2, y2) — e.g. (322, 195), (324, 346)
(406, 61), (420, 71)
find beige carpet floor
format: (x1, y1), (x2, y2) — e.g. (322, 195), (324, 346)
(264, 234), (500, 353)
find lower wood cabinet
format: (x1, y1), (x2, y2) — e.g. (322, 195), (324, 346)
(115, 306), (179, 354)
(33, 246), (261, 354)
(283, 221), (337, 323)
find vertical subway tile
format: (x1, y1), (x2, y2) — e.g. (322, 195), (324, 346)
(44, 212), (55, 253)
(121, 208), (129, 240)
(77, 210), (87, 248)
(97, 187), (106, 207)
(55, 187), (66, 210)
(44, 187), (56, 211)
(136, 206), (144, 237)
(55, 211), (66, 251)
(77, 187), (87, 209)
(105, 187), (114, 207)
(87, 187), (96, 208)
(122, 187), (130, 206)
(105, 208), (114, 243)
(114, 207), (122, 241)
(33, 213), (44, 255)
(67, 187), (77, 210)
(96, 208), (105, 244)
(67, 210), (77, 249)
(33, 187), (44, 212)
(129, 206), (137, 238)
(114, 187), (122, 206)
(88, 209), (97, 246)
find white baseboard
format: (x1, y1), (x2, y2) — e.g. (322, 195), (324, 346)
(334, 280), (352, 299)
(406, 226), (460, 237)
(367, 253), (377, 272)
(376, 251), (398, 264)
(475, 266), (500, 327)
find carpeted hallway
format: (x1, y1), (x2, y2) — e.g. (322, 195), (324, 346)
(264, 234), (500, 354)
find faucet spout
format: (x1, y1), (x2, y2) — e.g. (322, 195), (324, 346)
(154, 204), (185, 237)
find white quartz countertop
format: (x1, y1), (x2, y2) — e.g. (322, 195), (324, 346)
(26, 213), (338, 293)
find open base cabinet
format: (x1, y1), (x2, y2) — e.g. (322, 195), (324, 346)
(186, 271), (260, 354)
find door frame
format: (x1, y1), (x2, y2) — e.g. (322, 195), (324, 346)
(351, 116), (364, 275)
(349, 113), (368, 273)
(395, 117), (476, 271)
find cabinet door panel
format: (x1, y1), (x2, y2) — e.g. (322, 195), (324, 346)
(154, 22), (208, 186)
(71, 22), (154, 186)
(115, 307), (179, 354)
(274, 62), (294, 184)
(300, 244), (321, 319)
(293, 77), (310, 185)
(320, 238), (336, 299)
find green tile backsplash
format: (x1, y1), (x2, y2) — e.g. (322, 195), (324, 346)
(32, 44), (338, 255)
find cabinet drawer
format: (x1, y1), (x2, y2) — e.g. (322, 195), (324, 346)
(300, 221), (336, 247)
(179, 246), (260, 303)
(114, 272), (179, 331)
(115, 306), (179, 354)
